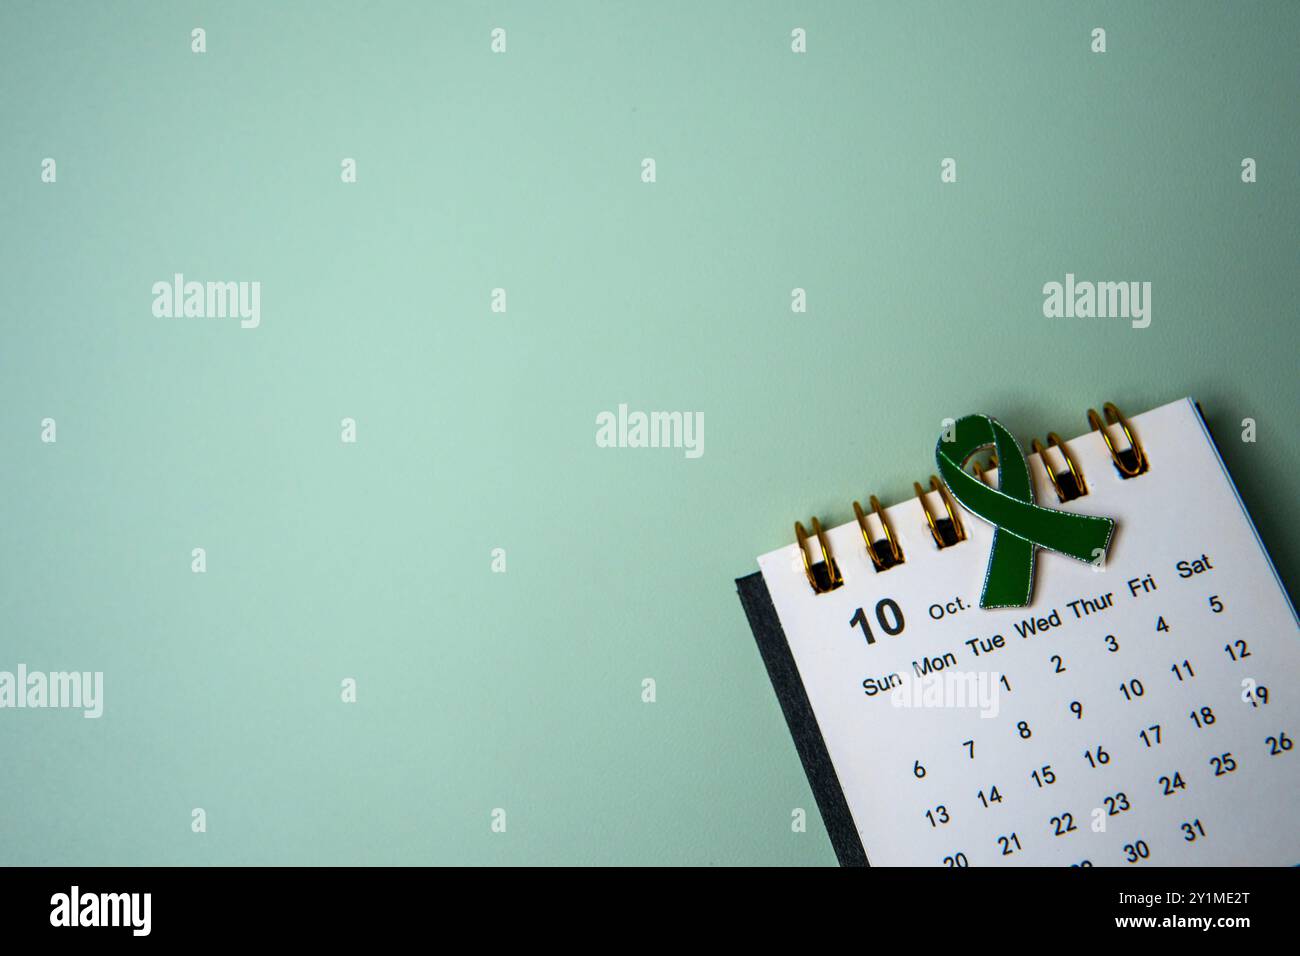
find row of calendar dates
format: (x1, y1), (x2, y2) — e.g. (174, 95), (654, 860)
(908, 626), (1291, 864)
(910, 718), (1292, 865)
(900, 630), (1284, 775)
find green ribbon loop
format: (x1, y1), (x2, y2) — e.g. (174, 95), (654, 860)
(935, 415), (1115, 608)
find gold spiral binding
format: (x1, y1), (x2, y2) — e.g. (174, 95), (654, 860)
(1088, 401), (1148, 477)
(914, 475), (966, 549)
(795, 517), (843, 594)
(1031, 432), (1087, 501)
(786, 400), (1145, 592)
(853, 496), (904, 571)
(970, 453), (999, 485)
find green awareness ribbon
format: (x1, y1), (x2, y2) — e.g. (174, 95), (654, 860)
(935, 415), (1115, 609)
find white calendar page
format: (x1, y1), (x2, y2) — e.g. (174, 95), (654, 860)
(756, 398), (1300, 866)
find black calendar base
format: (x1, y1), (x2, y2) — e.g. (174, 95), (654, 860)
(737, 569), (869, 866)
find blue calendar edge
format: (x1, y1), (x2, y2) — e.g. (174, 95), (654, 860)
(1188, 397), (1300, 627)
(735, 398), (1299, 868)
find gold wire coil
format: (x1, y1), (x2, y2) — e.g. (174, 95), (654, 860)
(970, 454), (999, 484)
(795, 517), (844, 593)
(1031, 432), (1087, 501)
(853, 496), (904, 571)
(1087, 402), (1148, 477)
(914, 476), (966, 549)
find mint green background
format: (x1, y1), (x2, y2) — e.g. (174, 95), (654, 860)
(1, 2), (1296, 865)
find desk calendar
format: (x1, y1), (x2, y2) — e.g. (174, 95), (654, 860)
(737, 398), (1300, 866)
